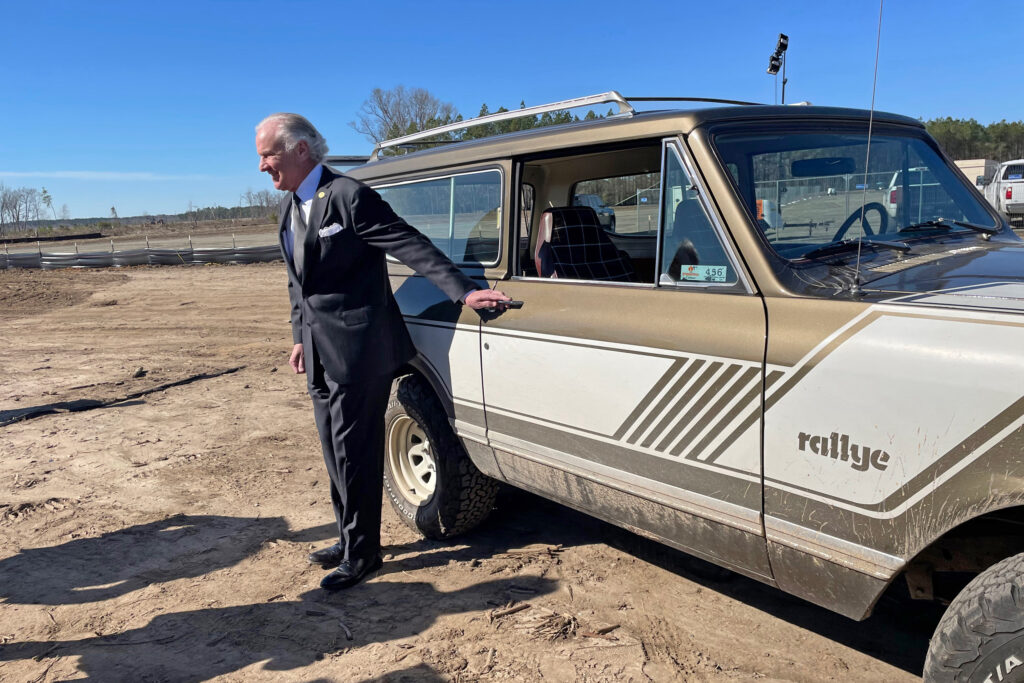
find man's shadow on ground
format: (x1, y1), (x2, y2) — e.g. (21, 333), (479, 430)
(0, 578), (557, 682)
(0, 494), (580, 680)
(0, 513), (328, 605)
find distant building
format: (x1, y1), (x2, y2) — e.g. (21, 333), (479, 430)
(954, 159), (1000, 187)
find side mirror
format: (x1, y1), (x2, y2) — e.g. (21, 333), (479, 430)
(977, 175), (989, 186)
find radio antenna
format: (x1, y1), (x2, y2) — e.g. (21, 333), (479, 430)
(852, 0), (885, 297)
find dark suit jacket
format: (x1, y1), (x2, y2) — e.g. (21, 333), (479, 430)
(279, 165), (477, 385)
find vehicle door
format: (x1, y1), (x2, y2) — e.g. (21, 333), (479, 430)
(379, 168), (503, 457)
(479, 138), (771, 579)
(710, 124), (1018, 615)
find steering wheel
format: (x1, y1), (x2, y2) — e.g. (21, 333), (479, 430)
(833, 202), (889, 241)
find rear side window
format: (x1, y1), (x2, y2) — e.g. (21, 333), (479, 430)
(1004, 165), (1024, 180)
(572, 173), (660, 236)
(893, 168), (938, 185)
(377, 169), (501, 265)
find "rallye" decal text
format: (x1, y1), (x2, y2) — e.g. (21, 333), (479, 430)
(797, 431), (890, 472)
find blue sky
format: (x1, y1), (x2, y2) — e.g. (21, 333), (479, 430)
(3, 0), (1021, 219)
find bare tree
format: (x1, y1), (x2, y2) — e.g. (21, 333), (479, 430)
(0, 184), (11, 237)
(0, 188), (29, 235)
(11, 188), (42, 234)
(350, 86), (459, 145)
(41, 187), (56, 220)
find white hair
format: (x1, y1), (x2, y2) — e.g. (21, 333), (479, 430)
(257, 113), (329, 163)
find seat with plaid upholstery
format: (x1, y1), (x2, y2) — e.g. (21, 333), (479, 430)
(533, 206), (637, 282)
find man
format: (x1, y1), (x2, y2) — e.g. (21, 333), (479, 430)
(255, 113), (509, 590)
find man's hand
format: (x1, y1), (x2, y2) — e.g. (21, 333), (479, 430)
(464, 288), (513, 311)
(289, 343), (305, 374)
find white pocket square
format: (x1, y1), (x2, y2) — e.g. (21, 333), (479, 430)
(318, 223), (345, 238)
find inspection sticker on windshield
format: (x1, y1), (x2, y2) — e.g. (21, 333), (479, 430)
(677, 264), (728, 282)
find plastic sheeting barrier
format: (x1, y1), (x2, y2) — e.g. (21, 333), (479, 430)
(1, 245), (281, 270)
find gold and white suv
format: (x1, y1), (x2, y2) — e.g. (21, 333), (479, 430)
(331, 92), (1024, 682)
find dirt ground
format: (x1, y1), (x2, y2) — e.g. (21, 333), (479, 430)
(0, 263), (942, 682)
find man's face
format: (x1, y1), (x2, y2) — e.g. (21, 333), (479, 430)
(256, 124), (312, 192)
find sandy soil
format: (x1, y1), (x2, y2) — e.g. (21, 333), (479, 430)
(0, 263), (941, 682)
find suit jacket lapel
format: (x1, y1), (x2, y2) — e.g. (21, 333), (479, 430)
(278, 195), (298, 281)
(300, 166), (333, 276)
(307, 166), (333, 236)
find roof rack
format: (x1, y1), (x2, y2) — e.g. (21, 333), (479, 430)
(623, 96), (763, 106)
(326, 154), (371, 167)
(371, 91), (634, 160)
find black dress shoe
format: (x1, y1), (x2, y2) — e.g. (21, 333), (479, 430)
(308, 543), (345, 568)
(320, 556), (383, 591)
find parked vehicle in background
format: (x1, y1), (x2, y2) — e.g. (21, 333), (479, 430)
(954, 158), (999, 189)
(572, 192), (616, 230)
(982, 159), (1024, 226)
(329, 91), (1024, 682)
(882, 166), (961, 225)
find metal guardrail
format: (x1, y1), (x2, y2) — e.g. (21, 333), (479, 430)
(1, 244), (281, 271)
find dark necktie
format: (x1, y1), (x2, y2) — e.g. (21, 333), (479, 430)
(291, 195), (307, 276)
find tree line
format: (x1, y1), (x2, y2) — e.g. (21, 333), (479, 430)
(0, 185), (284, 238)
(0, 185), (71, 237)
(923, 118), (1024, 161)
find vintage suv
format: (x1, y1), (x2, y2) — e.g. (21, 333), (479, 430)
(330, 92), (1024, 682)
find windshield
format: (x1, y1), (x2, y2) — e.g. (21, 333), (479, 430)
(712, 126), (1000, 261)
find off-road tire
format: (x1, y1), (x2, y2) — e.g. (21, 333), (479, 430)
(924, 552), (1024, 682)
(383, 374), (498, 539)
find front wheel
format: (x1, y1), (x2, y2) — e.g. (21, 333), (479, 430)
(925, 552), (1024, 682)
(383, 374), (498, 539)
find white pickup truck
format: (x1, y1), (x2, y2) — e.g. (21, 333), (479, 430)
(983, 159), (1024, 225)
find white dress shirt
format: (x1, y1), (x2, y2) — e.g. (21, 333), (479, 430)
(284, 163), (322, 262)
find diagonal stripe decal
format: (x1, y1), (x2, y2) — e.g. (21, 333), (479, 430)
(653, 364), (739, 451)
(612, 359), (687, 441)
(627, 359), (708, 445)
(685, 376), (763, 460)
(703, 369), (785, 464)
(608, 357), (766, 463)
(672, 366), (761, 457)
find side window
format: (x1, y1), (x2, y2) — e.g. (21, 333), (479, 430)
(1004, 164), (1024, 180)
(454, 172), (500, 263)
(377, 169), (501, 265)
(516, 143), (662, 282)
(378, 177), (450, 246)
(572, 173), (660, 236)
(659, 144), (737, 286)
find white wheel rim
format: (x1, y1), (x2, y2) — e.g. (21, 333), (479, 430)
(387, 415), (436, 505)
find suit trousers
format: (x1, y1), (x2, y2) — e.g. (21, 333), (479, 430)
(307, 340), (392, 564)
